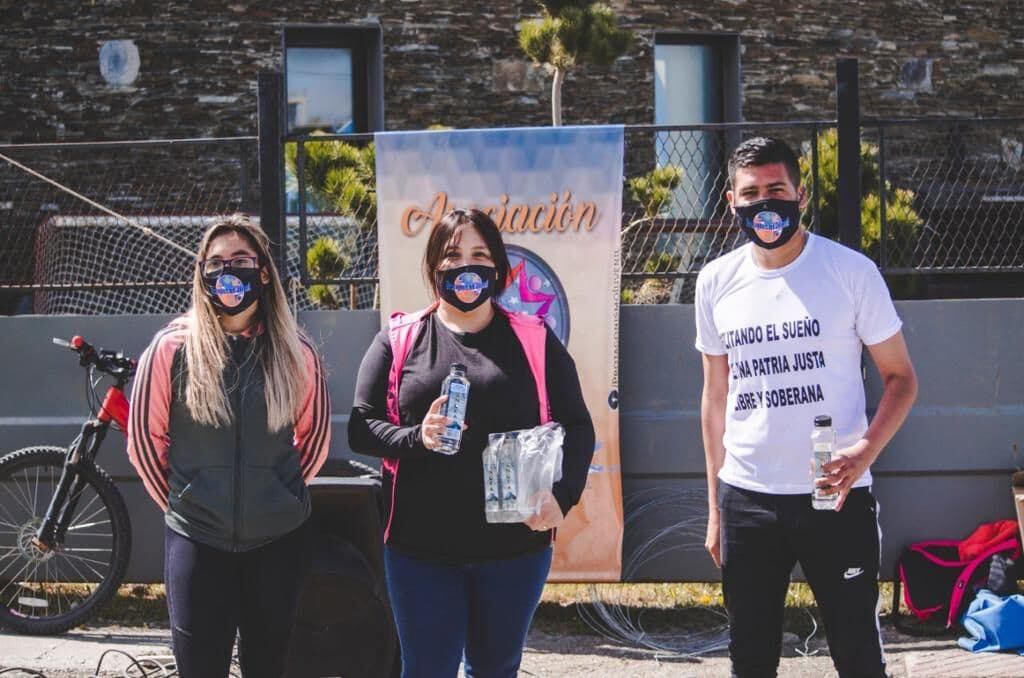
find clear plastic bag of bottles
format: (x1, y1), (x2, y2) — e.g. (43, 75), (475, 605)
(483, 423), (564, 523)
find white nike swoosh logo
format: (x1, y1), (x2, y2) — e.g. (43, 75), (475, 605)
(843, 568), (864, 580)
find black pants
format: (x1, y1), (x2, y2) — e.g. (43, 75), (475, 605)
(164, 521), (313, 678)
(720, 483), (886, 678)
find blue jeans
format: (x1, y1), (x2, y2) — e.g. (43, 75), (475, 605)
(384, 545), (552, 678)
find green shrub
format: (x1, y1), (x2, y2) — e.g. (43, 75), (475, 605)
(305, 236), (352, 310)
(627, 165), (684, 220)
(799, 128), (922, 267)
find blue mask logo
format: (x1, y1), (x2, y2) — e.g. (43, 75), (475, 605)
(451, 271), (486, 303)
(751, 210), (790, 244)
(214, 274), (250, 308)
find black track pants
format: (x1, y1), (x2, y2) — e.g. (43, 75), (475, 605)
(719, 482), (886, 678)
(164, 521), (313, 678)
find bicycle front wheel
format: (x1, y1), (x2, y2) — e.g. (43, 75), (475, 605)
(0, 446), (132, 634)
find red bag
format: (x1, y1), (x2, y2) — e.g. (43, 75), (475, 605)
(891, 521), (1021, 634)
(958, 519), (1019, 561)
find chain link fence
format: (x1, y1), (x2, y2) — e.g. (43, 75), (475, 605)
(288, 134), (379, 312)
(619, 122), (827, 303)
(288, 124), (829, 309)
(3, 119), (1021, 315)
(0, 137), (369, 315)
(863, 118), (1024, 273)
(0, 139), (258, 315)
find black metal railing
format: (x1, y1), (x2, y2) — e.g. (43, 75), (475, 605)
(3, 117), (1020, 315)
(284, 121), (835, 307)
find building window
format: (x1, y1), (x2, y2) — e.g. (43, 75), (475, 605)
(653, 33), (741, 220)
(287, 48), (353, 132)
(283, 25), (384, 134)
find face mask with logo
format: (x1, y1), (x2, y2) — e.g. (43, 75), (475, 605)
(202, 268), (264, 316)
(734, 198), (801, 250)
(435, 265), (498, 312)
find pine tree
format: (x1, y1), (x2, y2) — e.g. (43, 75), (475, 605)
(519, 1), (632, 126)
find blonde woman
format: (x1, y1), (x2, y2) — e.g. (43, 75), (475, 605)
(127, 214), (330, 677)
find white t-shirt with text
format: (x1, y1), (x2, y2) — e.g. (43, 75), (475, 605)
(694, 233), (902, 494)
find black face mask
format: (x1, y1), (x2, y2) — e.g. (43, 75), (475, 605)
(734, 198), (801, 250)
(202, 268), (264, 316)
(435, 265), (498, 312)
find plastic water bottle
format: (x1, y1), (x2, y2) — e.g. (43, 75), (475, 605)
(483, 434), (502, 518)
(438, 363), (469, 455)
(811, 414), (838, 510)
(498, 431), (520, 520)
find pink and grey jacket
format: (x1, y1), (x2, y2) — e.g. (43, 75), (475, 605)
(381, 302), (549, 541)
(126, 316), (331, 552)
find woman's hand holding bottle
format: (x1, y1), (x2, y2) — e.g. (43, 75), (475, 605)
(419, 395), (467, 453)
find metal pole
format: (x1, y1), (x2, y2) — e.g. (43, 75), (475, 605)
(811, 122), (821, 234)
(878, 126), (888, 269)
(297, 139), (308, 286)
(836, 58), (862, 251)
(258, 71), (287, 276)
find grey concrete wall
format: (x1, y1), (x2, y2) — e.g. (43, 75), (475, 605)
(0, 311), (378, 583)
(0, 300), (1020, 582)
(618, 300), (1024, 582)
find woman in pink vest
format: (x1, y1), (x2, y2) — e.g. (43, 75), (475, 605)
(349, 208), (594, 678)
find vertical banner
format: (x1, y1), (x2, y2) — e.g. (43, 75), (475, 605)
(375, 126), (624, 581)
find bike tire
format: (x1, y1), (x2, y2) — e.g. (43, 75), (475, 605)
(0, 446), (132, 634)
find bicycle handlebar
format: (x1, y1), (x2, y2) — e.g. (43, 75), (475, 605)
(53, 335), (137, 381)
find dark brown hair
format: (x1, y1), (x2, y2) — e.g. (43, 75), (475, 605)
(727, 136), (801, 189)
(422, 208), (512, 298)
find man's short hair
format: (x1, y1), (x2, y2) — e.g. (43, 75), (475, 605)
(727, 137), (801, 189)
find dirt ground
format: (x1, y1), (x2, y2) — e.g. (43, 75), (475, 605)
(3, 624), (1023, 677)
(516, 627), (1024, 678)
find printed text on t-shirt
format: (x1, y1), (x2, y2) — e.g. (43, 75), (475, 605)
(723, 316), (827, 412)
(720, 317), (821, 350)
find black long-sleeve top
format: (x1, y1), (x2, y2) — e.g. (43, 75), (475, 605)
(348, 311), (595, 563)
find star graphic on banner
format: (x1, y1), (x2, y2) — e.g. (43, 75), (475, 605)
(506, 260), (556, 317)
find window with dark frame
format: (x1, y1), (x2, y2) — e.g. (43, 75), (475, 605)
(283, 25), (384, 214)
(282, 25), (384, 135)
(651, 33), (741, 301)
(653, 32), (741, 221)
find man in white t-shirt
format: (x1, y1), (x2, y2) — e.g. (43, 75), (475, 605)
(696, 137), (918, 678)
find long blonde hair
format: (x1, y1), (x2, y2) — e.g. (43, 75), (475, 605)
(184, 214), (307, 432)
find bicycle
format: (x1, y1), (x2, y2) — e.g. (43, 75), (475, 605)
(0, 335), (135, 634)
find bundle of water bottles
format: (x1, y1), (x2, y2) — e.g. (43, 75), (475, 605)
(435, 362), (565, 523)
(483, 423), (565, 523)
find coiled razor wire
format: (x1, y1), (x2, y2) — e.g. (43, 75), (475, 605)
(576, 487), (822, 659)
(576, 487), (732, 658)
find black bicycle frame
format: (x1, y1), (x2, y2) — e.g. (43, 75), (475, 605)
(35, 409), (115, 548)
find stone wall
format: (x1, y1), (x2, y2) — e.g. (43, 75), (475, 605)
(1, 1), (1021, 142)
